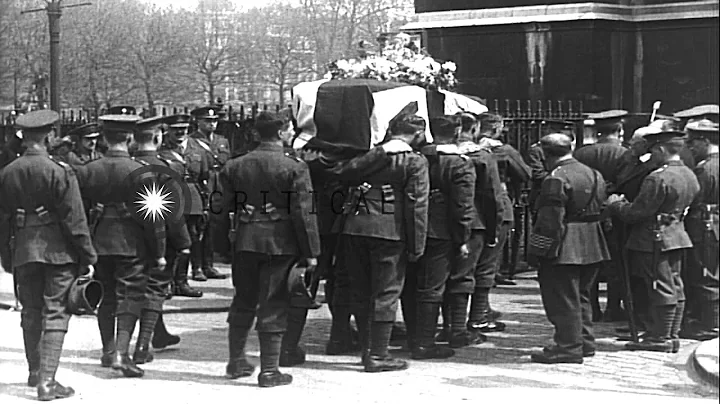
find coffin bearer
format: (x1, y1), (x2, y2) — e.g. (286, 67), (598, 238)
(220, 112), (320, 387)
(681, 120), (719, 340)
(79, 114), (166, 377)
(607, 122), (700, 352)
(159, 114), (204, 298)
(528, 133), (610, 364)
(130, 116), (192, 362)
(0, 110), (97, 400)
(339, 113), (429, 372)
(404, 116), (475, 360)
(190, 106), (230, 280)
(67, 122), (103, 165)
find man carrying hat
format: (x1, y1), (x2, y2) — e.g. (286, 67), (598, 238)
(78, 114), (166, 377)
(0, 110), (97, 400)
(157, 115), (205, 298)
(528, 133), (611, 364)
(680, 119), (719, 341)
(607, 122), (700, 352)
(190, 106), (231, 281)
(67, 122), (103, 165)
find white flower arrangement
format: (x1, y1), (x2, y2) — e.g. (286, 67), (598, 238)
(327, 35), (459, 91)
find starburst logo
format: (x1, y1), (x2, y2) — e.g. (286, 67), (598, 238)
(135, 182), (174, 222)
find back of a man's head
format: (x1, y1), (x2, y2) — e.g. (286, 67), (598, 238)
(255, 112), (284, 140)
(540, 133), (573, 158)
(389, 113), (426, 136)
(430, 115), (460, 143)
(478, 112), (502, 136)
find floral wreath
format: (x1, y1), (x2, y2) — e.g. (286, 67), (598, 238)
(325, 33), (458, 91)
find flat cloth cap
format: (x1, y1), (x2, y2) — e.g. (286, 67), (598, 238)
(164, 114), (191, 128)
(430, 116), (460, 139)
(107, 105), (137, 115)
(136, 116), (165, 133)
(15, 110), (59, 132)
(686, 119), (719, 142)
(99, 114), (141, 132)
(644, 118), (686, 148)
(68, 122), (101, 138)
(191, 106), (221, 119)
(674, 105), (719, 120)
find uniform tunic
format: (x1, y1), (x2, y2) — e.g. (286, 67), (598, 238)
(685, 153), (719, 303)
(78, 150), (165, 317)
(609, 160), (700, 306)
(573, 142), (627, 192)
(339, 149), (429, 322)
(220, 142), (320, 333)
(132, 150), (192, 311)
(529, 158), (610, 357)
(0, 149), (97, 332)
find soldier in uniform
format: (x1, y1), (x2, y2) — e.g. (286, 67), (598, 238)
(164, 115), (211, 283)
(680, 120), (719, 340)
(220, 112), (320, 387)
(607, 125), (700, 352)
(130, 116), (193, 362)
(158, 114), (204, 299)
(79, 114), (166, 377)
(476, 112), (531, 287)
(189, 106), (230, 280)
(66, 123), (103, 165)
(336, 113), (429, 373)
(450, 114), (505, 345)
(528, 133), (611, 364)
(402, 116), (475, 360)
(574, 110), (629, 322)
(0, 110), (97, 400)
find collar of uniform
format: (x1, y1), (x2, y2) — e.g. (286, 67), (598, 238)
(23, 149), (49, 156)
(133, 150), (156, 157)
(553, 157), (578, 169)
(666, 160), (685, 167)
(255, 142), (284, 152)
(105, 150), (130, 158)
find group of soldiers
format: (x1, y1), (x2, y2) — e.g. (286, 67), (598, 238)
(0, 99), (717, 399)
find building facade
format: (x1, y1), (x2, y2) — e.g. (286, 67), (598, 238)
(403, 1), (719, 113)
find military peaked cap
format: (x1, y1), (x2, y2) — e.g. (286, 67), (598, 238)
(191, 106), (221, 119)
(68, 122), (101, 138)
(107, 105), (137, 115)
(99, 114), (141, 132)
(136, 116), (165, 133)
(15, 110), (59, 132)
(588, 110), (627, 133)
(164, 114), (191, 128)
(674, 104), (719, 121)
(686, 119), (719, 143)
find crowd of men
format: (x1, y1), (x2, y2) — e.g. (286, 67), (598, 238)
(0, 101), (717, 400)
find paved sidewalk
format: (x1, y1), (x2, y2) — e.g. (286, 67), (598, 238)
(1, 266), (718, 403)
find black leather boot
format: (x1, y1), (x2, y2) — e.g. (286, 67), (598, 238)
(132, 344), (154, 364)
(203, 266), (228, 279)
(37, 331), (74, 401)
(97, 310), (116, 367)
(174, 281), (203, 298)
(112, 352), (145, 377)
(37, 378), (75, 401)
(113, 314), (144, 377)
(280, 308), (308, 367)
(152, 313), (181, 349)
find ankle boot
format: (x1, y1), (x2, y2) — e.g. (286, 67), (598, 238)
(152, 313), (181, 349)
(134, 310), (159, 364)
(132, 343), (154, 365)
